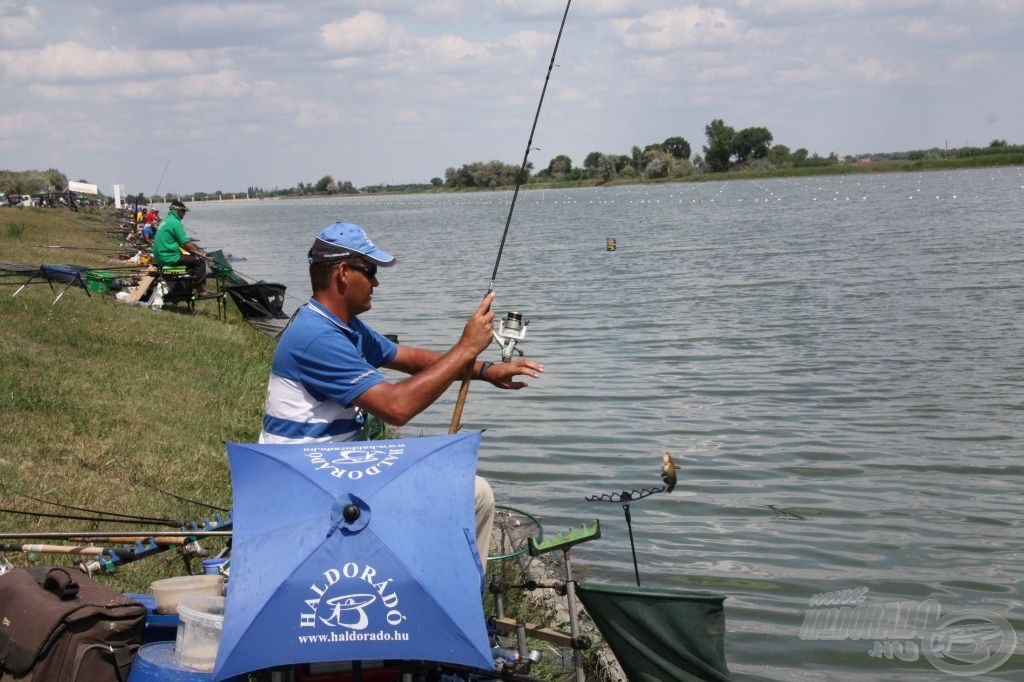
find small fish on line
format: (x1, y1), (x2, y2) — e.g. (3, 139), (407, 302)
(661, 451), (680, 492)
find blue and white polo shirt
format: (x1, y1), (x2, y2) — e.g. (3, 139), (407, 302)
(258, 299), (398, 443)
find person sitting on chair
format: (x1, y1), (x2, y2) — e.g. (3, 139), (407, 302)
(152, 200), (209, 294)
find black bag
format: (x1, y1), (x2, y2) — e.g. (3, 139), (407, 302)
(0, 566), (146, 681)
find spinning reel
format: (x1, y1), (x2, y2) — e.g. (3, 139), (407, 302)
(493, 311), (529, 362)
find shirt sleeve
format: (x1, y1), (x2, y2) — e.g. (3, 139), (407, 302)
(277, 319), (398, 408)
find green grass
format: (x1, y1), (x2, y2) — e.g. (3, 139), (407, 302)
(0, 207), (273, 592)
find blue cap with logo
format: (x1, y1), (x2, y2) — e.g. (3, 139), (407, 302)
(308, 222), (397, 266)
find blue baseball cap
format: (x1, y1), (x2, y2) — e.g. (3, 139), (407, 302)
(307, 222), (397, 266)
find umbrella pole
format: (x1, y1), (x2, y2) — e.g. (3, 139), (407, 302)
(623, 503), (641, 587)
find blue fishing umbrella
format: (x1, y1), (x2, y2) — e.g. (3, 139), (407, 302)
(214, 433), (492, 680)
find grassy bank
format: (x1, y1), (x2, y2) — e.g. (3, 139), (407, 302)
(0, 207), (273, 592)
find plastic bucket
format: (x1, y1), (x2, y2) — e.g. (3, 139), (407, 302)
(174, 595), (225, 672)
(127, 641), (242, 681)
(201, 558), (227, 575)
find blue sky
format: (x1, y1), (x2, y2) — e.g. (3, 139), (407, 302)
(1, 1), (1021, 195)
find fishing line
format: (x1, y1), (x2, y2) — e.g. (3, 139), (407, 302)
(488, 0), (572, 292)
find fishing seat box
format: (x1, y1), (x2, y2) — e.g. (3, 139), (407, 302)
(0, 566), (146, 681)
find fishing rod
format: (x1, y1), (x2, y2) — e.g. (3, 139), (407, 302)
(0, 506), (182, 527)
(0, 531), (232, 540)
(153, 152), (174, 202)
(0, 543), (107, 556)
(15, 493), (184, 527)
(449, 0), (573, 433)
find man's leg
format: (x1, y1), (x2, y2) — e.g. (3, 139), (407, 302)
(474, 475), (495, 564)
(178, 253), (209, 292)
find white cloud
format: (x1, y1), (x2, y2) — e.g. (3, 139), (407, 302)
(0, 3), (42, 47)
(851, 57), (916, 85)
(0, 42), (221, 83)
(413, 0), (473, 22)
(172, 3), (300, 32)
(608, 6), (745, 51)
(948, 51), (996, 72)
(902, 16), (970, 39)
(321, 11), (406, 54)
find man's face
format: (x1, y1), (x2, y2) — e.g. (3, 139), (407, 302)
(340, 258), (378, 315)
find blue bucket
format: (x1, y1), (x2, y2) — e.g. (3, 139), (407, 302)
(127, 641), (244, 682)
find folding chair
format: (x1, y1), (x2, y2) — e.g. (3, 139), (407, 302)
(154, 265), (226, 321)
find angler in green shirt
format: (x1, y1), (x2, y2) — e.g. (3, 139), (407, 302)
(152, 200), (209, 293)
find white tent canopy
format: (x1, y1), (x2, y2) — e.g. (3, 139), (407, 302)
(66, 181), (99, 195)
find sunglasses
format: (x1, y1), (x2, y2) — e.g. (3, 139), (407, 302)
(344, 259), (378, 280)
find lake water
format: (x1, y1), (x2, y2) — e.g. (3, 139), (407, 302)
(186, 167), (1024, 680)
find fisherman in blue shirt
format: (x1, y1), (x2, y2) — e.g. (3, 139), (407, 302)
(259, 221), (544, 561)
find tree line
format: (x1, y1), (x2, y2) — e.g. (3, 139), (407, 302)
(3, 126), (1022, 202)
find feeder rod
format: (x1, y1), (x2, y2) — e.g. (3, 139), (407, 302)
(0, 531), (232, 540)
(0, 543), (105, 556)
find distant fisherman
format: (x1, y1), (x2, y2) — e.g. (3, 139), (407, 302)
(258, 221), (544, 561)
(152, 200), (209, 295)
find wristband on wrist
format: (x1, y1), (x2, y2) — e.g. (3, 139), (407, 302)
(478, 361), (493, 380)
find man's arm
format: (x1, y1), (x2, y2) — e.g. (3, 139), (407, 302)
(353, 293), (497, 426)
(387, 345), (544, 390)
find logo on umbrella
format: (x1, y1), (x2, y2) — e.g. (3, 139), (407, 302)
(301, 563), (406, 631)
(320, 593), (376, 629)
(304, 444), (405, 480)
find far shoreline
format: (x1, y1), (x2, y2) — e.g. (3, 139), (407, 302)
(153, 153), (1024, 205)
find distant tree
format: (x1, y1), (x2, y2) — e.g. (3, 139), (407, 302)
(547, 154), (573, 180)
(732, 127), (773, 162)
(619, 165), (637, 179)
(431, 177), (442, 187)
(314, 175), (334, 193)
(444, 160), (526, 188)
(703, 119), (735, 172)
(989, 139), (1008, 148)
(662, 136), (691, 160)
(791, 148), (809, 166)
(644, 149), (676, 179)
(767, 144), (791, 167)
(631, 146), (645, 174)
(595, 154), (618, 182)
(583, 151), (603, 172)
